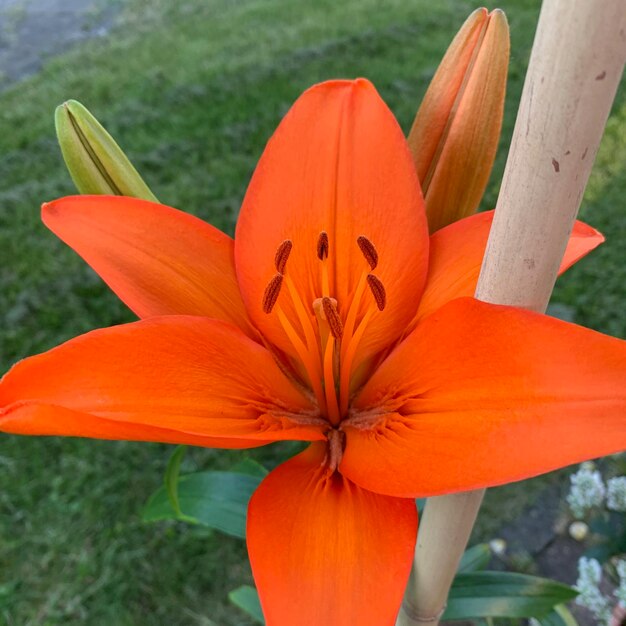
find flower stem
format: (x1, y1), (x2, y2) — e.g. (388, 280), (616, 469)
(397, 1), (626, 624)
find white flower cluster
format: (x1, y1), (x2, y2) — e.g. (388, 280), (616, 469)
(575, 557), (612, 625)
(567, 465), (606, 518)
(607, 477), (626, 512)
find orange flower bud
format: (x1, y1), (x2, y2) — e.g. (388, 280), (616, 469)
(409, 8), (510, 232)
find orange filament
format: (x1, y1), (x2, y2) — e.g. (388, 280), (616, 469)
(339, 306), (375, 415)
(276, 305), (327, 412)
(274, 239), (293, 274)
(262, 273), (283, 313)
(323, 334), (341, 425)
(357, 235), (378, 270)
(285, 274), (320, 354)
(341, 270), (368, 359)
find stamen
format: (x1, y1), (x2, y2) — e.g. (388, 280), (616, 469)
(322, 297), (343, 339)
(262, 273), (283, 313)
(357, 236), (378, 270)
(317, 231), (329, 260)
(366, 274), (386, 311)
(274, 240), (293, 274)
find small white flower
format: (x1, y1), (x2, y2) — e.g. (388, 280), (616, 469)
(607, 477), (626, 512)
(576, 557), (612, 624)
(567, 466), (606, 518)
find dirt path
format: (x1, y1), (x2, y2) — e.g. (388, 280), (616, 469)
(0, 0), (122, 89)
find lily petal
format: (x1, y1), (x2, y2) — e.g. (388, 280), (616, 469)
(0, 404), (266, 449)
(342, 298), (626, 498)
(408, 9), (509, 232)
(235, 79), (429, 370)
(0, 317), (323, 445)
(412, 211), (604, 326)
(248, 443), (417, 626)
(43, 196), (257, 338)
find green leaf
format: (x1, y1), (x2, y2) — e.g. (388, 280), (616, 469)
(142, 470), (262, 538)
(457, 543), (491, 574)
(443, 572), (578, 620)
(164, 445), (188, 519)
(231, 458), (269, 478)
(228, 585), (265, 624)
(535, 604), (579, 626)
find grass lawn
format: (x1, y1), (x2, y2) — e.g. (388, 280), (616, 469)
(0, 0), (623, 623)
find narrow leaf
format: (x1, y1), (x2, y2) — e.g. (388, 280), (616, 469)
(535, 604), (579, 626)
(229, 585), (265, 624)
(457, 543), (491, 573)
(443, 572), (577, 620)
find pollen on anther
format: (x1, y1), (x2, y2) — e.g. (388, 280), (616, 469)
(366, 274), (386, 311)
(357, 236), (378, 270)
(317, 231), (329, 260)
(322, 296), (343, 339)
(262, 273), (283, 313)
(274, 240), (293, 274)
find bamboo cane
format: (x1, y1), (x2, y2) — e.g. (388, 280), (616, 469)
(397, 1), (626, 624)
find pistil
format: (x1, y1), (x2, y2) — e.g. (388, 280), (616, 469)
(326, 428), (346, 472)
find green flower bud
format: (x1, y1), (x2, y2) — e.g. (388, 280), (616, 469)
(55, 99), (158, 201)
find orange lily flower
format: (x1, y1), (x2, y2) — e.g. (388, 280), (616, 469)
(1, 80), (624, 626)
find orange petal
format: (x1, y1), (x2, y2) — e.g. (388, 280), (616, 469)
(43, 196), (257, 338)
(0, 317), (323, 445)
(235, 79), (429, 370)
(412, 211), (604, 326)
(341, 298), (626, 498)
(408, 9), (509, 232)
(0, 404), (266, 449)
(247, 443), (417, 626)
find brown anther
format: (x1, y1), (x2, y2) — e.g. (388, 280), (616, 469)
(317, 231), (329, 260)
(274, 240), (293, 274)
(366, 274), (386, 311)
(262, 273), (283, 313)
(322, 296), (343, 339)
(357, 235), (378, 270)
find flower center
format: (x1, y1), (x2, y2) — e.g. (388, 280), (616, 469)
(261, 232), (386, 425)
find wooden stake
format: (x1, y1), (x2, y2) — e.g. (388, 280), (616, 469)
(397, 1), (626, 624)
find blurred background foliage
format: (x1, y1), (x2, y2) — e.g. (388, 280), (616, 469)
(0, 0), (623, 624)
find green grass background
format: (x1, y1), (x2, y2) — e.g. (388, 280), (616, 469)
(0, 0), (623, 624)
